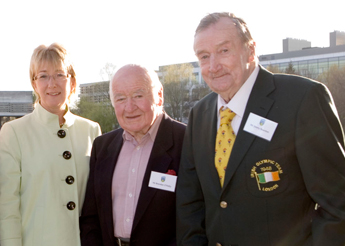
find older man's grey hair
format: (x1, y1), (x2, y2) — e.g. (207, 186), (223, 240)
(195, 12), (254, 48)
(109, 64), (164, 108)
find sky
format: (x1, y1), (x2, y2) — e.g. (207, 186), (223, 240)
(0, 0), (344, 91)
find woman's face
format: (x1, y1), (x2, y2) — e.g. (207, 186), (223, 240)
(33, 61), (75, 115)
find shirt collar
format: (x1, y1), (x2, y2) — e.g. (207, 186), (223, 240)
(217, 65), (259, 117)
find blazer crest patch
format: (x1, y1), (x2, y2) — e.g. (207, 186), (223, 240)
(250, 159), (283, 192)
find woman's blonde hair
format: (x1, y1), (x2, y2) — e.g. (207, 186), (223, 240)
(29, 43), (76, 105)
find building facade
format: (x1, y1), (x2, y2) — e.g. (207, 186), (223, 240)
(76, 30), (345, 123)
(79, 81), (110, 103)
(259, 31), (345, 79)
(0, 91), (33, 128)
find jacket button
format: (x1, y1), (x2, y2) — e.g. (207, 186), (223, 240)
(65, 176), (75, 184)
(67, 201), (76, 210)
(220, 201), (227, 208)
(57, 129), (66, 138)
(63, 151), (72, 159)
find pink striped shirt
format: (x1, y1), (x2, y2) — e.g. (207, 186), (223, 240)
(112, 113), (163, 238)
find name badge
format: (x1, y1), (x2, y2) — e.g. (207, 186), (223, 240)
(148, 171), (177, 192)
(243, 113), (278, 141)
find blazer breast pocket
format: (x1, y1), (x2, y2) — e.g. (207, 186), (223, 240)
(245, 148), (289, 197)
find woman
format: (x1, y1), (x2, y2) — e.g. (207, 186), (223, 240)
(0, 43), (101, 246)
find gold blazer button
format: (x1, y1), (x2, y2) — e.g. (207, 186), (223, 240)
(220, 201), (227, 208)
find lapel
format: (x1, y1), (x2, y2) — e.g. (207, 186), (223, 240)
(222, 66), (275, 191)
(98, 130), (124, 241)
(131, 113), (174, 231)
(202, 93), (224, 193)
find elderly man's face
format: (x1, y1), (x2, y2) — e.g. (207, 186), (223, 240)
(111, 66), (162, 141)
(194, 17), (255, 102)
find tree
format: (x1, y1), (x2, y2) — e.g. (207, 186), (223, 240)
(100, 62), (117, 81)
(72, 82), (118, 133)
(317, 65), (345, 129)
(298, 68), (318, 80)
(72, 97), (118, 133)
(190, 81), (211, 101)
(32, 92), (37, 104)
(160, 63), (197, 122)
(285, 62), (298, 75)
(266, 65), (281, 73)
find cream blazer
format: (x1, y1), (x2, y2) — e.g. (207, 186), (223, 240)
(0, 104), (101, 246)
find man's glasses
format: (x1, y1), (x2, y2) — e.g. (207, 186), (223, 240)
(34, 73), (70, 83)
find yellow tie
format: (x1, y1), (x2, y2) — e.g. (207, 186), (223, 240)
(215, 107), (236, 187)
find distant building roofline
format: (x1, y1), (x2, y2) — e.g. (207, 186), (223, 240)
(79, 81), (110, 87)
(259, 45), (345, 62)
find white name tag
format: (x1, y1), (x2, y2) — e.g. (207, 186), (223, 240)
(148, 171), (177, 192)
(243, 113), (278, 141)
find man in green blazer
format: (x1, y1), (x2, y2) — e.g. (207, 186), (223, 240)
(176, 12), (345, 246)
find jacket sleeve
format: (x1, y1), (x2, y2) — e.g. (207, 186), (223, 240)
(0, 123), (23, 246)
(79, 139), (104, 246)
(295, 82), (345, 245)
(176, 108), (208, 246)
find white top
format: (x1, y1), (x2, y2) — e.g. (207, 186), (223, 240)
(217, 66), (260, 135)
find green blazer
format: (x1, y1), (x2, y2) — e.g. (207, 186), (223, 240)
(0, 104), (101, 246)
(176, 66), (345, 246)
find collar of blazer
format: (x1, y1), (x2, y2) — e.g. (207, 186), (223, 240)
(222, 66), (276, 191)
(33, 103), (76, 128)
(101, 113), (176, 238)
(131, 113), (175, 230)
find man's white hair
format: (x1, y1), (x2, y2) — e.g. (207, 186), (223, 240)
(109, 64), (163, 108)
